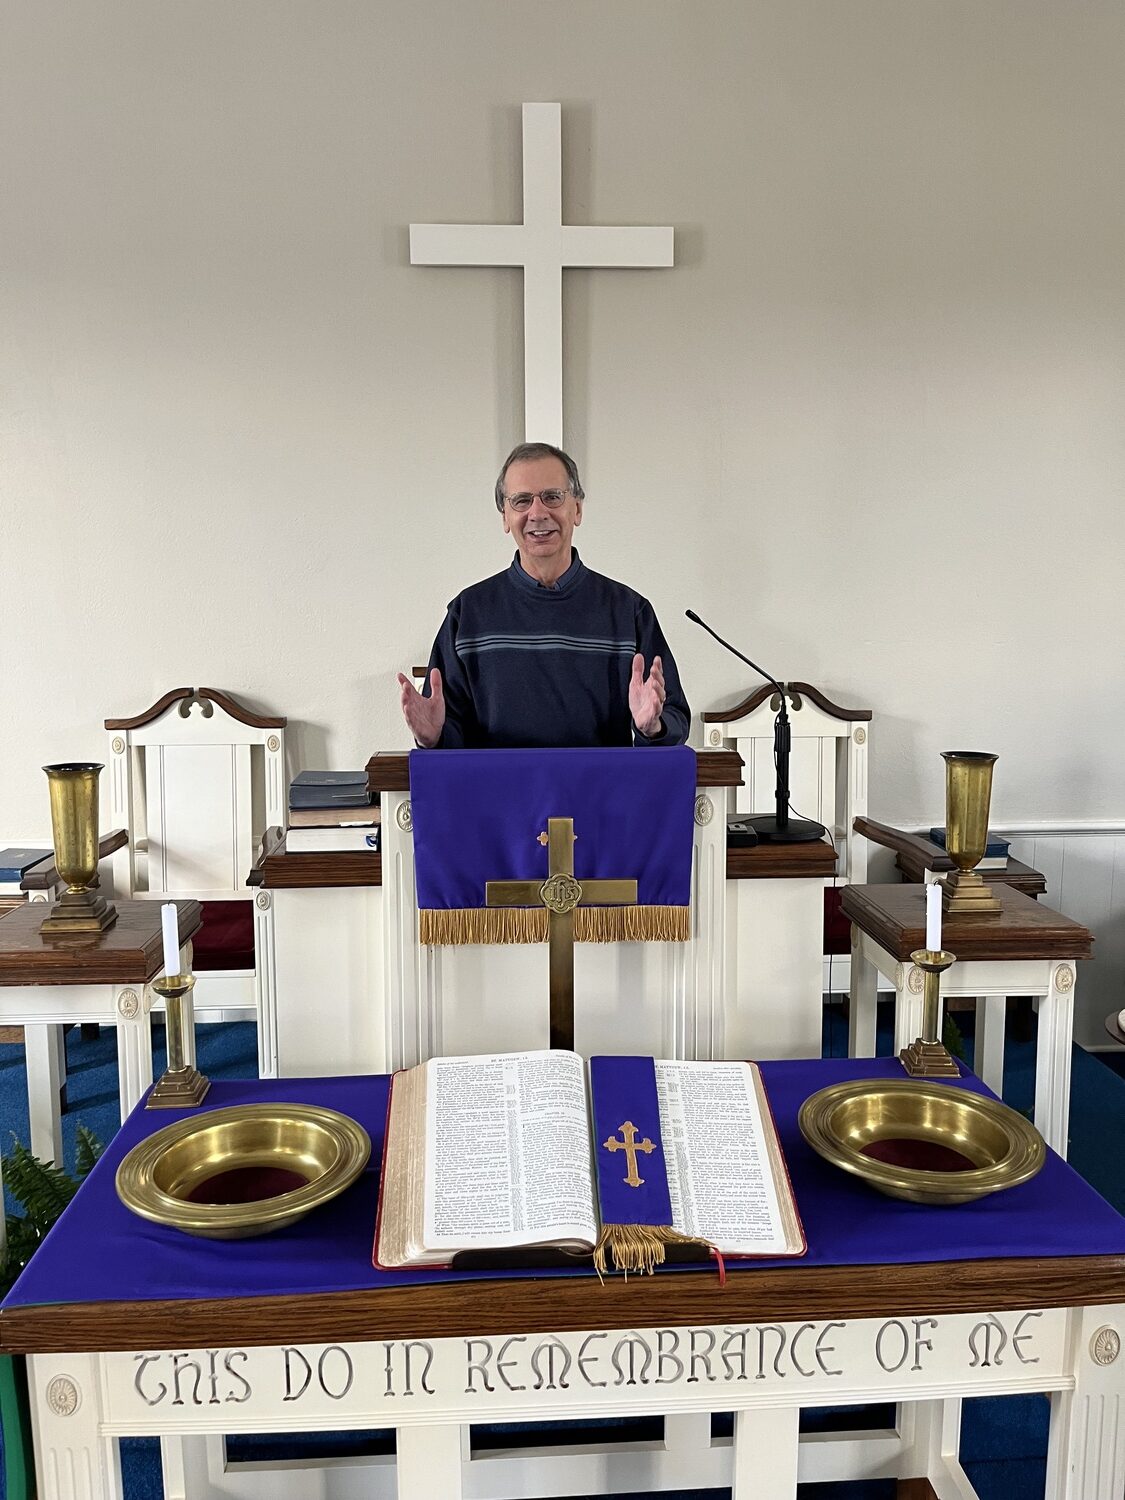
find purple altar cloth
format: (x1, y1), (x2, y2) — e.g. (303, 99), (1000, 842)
(5, 1058), (1125, 1313)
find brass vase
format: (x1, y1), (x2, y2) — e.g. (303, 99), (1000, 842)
(40, 763), (118, 934)
(940, 750), (1001, 917)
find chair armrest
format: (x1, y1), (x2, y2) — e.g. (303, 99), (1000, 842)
(21, 828), (130, 890)
(248, 826), (286, 886)
(852, 817), (954, 872)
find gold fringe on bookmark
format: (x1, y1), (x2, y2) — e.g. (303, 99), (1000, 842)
(592, 1223), (714, 1279)
(419, 905), (691, 946)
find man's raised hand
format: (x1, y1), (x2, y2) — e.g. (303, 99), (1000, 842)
(629, 653), (666, 739)
(398, 668), (445, 749)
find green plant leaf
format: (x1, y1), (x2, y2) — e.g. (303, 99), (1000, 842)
(75, 1125), (104, 1180)
(0, 1141), (79, 1235)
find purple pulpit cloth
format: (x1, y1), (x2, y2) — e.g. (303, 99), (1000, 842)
(5, 1059), (1125, 1313)
(589, 1056), (674, 1229)
(409, 746), (696, 913)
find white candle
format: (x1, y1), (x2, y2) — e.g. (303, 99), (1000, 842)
(926, 881), (942, 954)
(161, 902), (180, 976)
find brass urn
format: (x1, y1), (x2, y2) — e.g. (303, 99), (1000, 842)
(940, 750), (1001, 917)
(40, 763), (117, 933)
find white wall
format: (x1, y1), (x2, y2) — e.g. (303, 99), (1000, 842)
(2, 1), (1124, 844)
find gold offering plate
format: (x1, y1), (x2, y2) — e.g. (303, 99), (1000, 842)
(116, 1103), (371, 1239)
(798, 1078), (1045, 1206)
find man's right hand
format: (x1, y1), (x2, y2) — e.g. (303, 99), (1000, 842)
(397, 668), (445, 749)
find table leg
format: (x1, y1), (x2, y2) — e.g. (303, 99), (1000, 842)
(113, 984), (154, 1120)
(894, 967), (924, 1057)
(24, 1024), (64, 1166)
(396, 1423), (463, 1498)
(1044, 1304), (1125, 1498)
(732, 1406), (798, 1497)
(1036, 965), (1075, 1158)
(848, 936), (878, 1057)
(975, 995), (1007, 1098)
(27, 1353), (123, 1499)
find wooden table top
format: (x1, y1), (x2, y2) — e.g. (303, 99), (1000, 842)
(841, 882), (1093, 964)
(727, 838), (838, 880)
(0, 899), (202, 986)
(365, 748), (745, 793)
(894, 851), (1047, 899)
(2, 1250), (1122, 1355)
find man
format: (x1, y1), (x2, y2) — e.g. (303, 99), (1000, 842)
(398, 442), (690, 749)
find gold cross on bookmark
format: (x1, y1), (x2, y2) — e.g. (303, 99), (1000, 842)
(485, 816), (637, 1050)
(603, 1120), (656, 1188)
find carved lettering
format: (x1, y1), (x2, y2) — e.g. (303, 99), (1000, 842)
(875, 1320), (910, 1373)
(1012, 1312), (1042, 1365)
(911, 1319), (938, 1372)
(318, 1347), (355, 1400)
(382, 1342), (396, 1397)
(465, 1339), (496, 1394)
(171, 1353), (203, 1407)
(756, 1325), (787, 1380)
(688, 1328), (717, 1383)
(815, 1323), (845, 1378)
(223, 1350), (252, 1403)
(790, 1323), (818, 1378)
(496, 1337), (527, 1392)
(577, 1332), (608, 1388)
(531, 1337), (572, 1391)
(205, 1351), (223, 1405)
(968, 1317), (1008, 1369)
(656, 1329), (685, 1384)
(719, 1329), (750, 1382)
(133, 1355), (167, 1408)
(610, 1333), (652, 1387)
(283, 1348), (312, 1402)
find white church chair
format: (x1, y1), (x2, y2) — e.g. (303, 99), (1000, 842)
(104, 687), (286, 1076)
(701, 682), (873, 1003)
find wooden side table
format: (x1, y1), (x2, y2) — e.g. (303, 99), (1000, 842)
(842, 882), (1093, 1156)
(0, 900), (201, 1166)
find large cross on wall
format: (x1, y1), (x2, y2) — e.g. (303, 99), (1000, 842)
(410, 103), (674, 446)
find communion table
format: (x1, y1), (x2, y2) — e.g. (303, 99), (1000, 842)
(2, 1059), (1123, 1500)
(251, 750), (838, 1077)
(0, 899), (201, 1166)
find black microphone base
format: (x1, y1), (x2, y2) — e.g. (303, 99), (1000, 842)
(746, 814), (826, 845)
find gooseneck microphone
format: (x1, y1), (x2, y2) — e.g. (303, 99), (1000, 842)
(685, 609), (826, 845)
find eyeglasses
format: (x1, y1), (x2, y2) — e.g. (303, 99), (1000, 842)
(504, 489), (570, 512)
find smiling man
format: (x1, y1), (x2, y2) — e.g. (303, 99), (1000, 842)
(398, 442), (690, 749)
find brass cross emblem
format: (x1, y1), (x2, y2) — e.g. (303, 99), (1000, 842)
(485, 817), (637, 1050)
(603, 1120), (656, 1188)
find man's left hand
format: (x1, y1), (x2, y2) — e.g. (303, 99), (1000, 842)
(629, 652), (666, 739)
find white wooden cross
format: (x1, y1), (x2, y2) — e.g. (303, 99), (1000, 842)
(410, 103), (674, 446)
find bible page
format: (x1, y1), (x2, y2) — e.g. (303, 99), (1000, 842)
(655, 1059), (796, 1255)
(422, 1050), (598, 1253)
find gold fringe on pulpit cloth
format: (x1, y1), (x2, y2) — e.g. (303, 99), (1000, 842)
(592, 1223), (715, 1278)
(419, 905), (691, 946)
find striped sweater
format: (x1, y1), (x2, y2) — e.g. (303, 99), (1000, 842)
(424, 551), (690, 749)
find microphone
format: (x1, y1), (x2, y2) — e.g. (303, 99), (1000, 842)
(686, 609), (826, 845)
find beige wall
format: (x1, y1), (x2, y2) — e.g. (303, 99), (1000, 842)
(2, 1), (1123, 841)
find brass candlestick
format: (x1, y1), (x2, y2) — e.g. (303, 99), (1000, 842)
(900, 948), (960, 1078)
(147, 974), (211, 1109)
(40, 763), (118, 934)
(940, 750), (1001, 917)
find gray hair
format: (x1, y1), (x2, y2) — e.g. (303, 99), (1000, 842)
(494, 442), (585, 513)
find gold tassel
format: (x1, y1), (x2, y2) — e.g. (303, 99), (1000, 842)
(419, 905), (690, 946)
(592, 1223), (714, 1278)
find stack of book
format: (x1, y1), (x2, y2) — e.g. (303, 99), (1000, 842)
(287, 773), (379, 854)
(0, 846), (52, 896)
(929, 827), (1010, 871)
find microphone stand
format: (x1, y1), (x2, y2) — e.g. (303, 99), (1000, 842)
(686, 610), (826, 844)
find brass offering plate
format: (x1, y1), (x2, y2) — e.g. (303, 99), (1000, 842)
(116, 1103), (371, 1239)
(798, 1079), (1045, 1206)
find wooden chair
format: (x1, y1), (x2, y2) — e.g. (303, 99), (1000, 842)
(701, 682), (872, 998)
(104, 688), (286, 1074)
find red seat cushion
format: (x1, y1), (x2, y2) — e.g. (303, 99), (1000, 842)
(193, 900), (255, 972)
(823, 886), (850, 956)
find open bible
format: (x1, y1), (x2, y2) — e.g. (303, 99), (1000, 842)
(375, 1051), (805, 1273)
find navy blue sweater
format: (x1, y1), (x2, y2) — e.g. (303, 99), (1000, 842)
(424, 551), (690, 749)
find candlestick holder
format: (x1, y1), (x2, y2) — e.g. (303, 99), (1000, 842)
(900, 948), (960, 1078)
(147, 974), (211, 1109)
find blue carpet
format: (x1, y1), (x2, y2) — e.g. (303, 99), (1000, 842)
(2, 1003), (1123, 1499)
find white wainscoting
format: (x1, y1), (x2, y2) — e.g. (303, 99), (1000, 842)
(997, 823), (1125, 1052)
